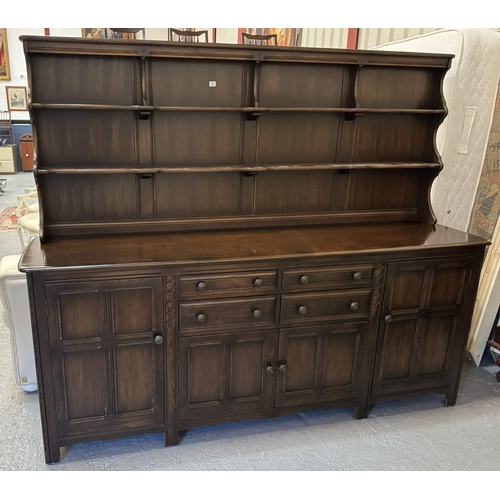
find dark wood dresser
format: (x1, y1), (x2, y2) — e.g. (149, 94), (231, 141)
(18, 36), (489, 463)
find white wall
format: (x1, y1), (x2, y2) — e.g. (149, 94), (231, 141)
(1, 28), (43, 120)
(358, 28), (441, 49)
(299, 28), (348, 48)
(1, 28), (81, 121)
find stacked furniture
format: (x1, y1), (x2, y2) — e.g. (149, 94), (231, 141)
(19, 36), (489, 464)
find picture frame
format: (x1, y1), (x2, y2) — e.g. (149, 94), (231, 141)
(0, 28), (10, 81)
(81, 29), (137, 40)
(6, 86), (28, 111)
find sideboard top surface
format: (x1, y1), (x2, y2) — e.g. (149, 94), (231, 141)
(20, 222), (488, 272)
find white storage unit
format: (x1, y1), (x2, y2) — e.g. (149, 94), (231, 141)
(0, 145), (18, 174)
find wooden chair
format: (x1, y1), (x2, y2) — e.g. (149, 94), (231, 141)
(242, 33), (278, 45)
(0, 110), (13, 145)
(169, 29), (208, 43)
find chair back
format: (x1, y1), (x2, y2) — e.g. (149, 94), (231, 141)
(169, 29), (208, 43)
(242, 33), (278, 45)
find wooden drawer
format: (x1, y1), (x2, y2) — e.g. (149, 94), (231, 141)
(282, 264), (374, 289)
(0, 146), (16, 161)
(179, 270), (277, 297)
(0, 159), (16, 174)
(280, 289), (371, 325)
(179, 295), (276, 333)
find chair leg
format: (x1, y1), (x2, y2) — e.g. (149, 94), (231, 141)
(17, 226), (26, 250)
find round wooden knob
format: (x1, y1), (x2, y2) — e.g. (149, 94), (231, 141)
(300, 275), (309, 284)
(197, 313), (206, 323)
(253, 309), (262, 318)
(298, 306), (307, 315)
(385, 315), (392, 324)
(154, 335), (163, 345)
(353, 272), (362, 281)
(254, 278), (263, 287)
(266, 365), (274, 375)
(350, 302), (359, 311)
(197, 281), (207, 291)
(278, 364), (287, 373)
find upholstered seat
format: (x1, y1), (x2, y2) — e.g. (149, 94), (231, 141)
(0, 255), (37, 392)
(16, 190), (40, 249)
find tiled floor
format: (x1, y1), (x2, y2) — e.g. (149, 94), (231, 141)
(0, 172), (499, 471)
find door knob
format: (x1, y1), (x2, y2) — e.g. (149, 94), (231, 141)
(385, 315), (392, 324)
(154, 335), (163, 345)
(266, 365), (274, 375)
(278, 364), (287, 373)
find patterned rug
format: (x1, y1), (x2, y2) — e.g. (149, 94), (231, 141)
(0, 206), (18, 232)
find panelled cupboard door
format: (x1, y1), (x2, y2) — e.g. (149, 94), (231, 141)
(275, 323), (367, 407)
(372, 257), (473, 396)
(45, 277), (164, 438)
(179, 331), (277, 421)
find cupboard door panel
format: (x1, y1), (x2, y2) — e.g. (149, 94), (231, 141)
(417, 317), (454, 376)
(276, 323), (366, 407)
(179, 331), (277, 421)
(115, 344), (156, 414)
(46, 277), (164, 437)
(372, 257), (473, 397)
(64, 349), (106, 420)
(379, 319), (418, 380)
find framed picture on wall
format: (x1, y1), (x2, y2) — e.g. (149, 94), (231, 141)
(0, 28), (10, 80)
(81, 29), (137, 40)
(6, 86), (28, 111)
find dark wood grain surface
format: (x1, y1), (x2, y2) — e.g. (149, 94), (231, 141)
(20, 222), (487, 271)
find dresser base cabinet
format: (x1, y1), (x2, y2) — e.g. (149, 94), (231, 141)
(22, 226), (486, 464)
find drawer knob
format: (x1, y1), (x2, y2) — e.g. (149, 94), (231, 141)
(153, 335), (163, 345)
(385, 315), (393, 324)
(298, 305), (307, 315)
(197, 313), (207, 323)
(26, 154), (29, 157)
(197, 281), (207, 291)
(353, 272), (362, 281)
(300, 275), (309, 284)
(254, 278), (263, 287)
(253, 309), (262, 318)
(266, 365), (274, 375)
(278, 364), (287, 373)
(350, 302), (359, 311)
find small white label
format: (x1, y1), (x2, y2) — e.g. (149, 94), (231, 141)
(209, 81), (216, 87)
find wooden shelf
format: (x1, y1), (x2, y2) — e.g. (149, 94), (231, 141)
(31, 103), (445, 114)
(36, 163), (442, 175)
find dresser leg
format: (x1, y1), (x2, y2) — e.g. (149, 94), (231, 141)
(45, 441), (61, 464)
(353, 404), (369, 419)
(165, 429), (180, 446)
(444, 393), (457, 407)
